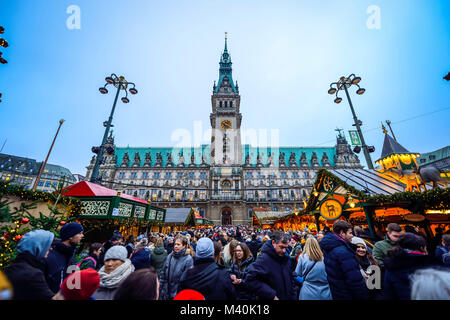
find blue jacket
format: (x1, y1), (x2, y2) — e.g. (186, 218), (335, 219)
(230, 256), (255, 300)
(44, 240), (77, 293)
(320, 232), (367, 300)
(383, 251), (433, 300)
(130, 248), (151, 270)
(245, 241), (296, 300)
(295, 253), (332, 300)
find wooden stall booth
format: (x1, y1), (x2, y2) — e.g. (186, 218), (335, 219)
(60, 181), (166, 240)
(303, 168), (450, 240)
(252, 208), (291, 230)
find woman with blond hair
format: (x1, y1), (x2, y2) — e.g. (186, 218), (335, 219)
(295, 236), (332, 300)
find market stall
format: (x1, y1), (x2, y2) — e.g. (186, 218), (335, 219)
(60, 181), (166, 239)
(252, 208), (292, 229)
(161, 207), (198, 233)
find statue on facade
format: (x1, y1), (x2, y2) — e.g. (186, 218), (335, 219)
(311, 152), (319, 167)
(322, 152), (330, 167)
(244, 153), (250, 167)
(178, 152), (185, 167)
(256, 153), (263, 167)
(121, 152), (129, 167)
(201, 153), (208, 167)
(166, 152), (173, 167)
(144, 152), (152, 167)
(300, 152), (308, 167)
(155, 152), (162, 167)
(289, 152), (297, 167)
(132, 152), (141, 167)
(189, 153), (196, 167)
(267, 152), (274, 167)
(279, 152), (286, 167)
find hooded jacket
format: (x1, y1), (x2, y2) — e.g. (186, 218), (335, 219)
(159, 248), (194, 300)
(179, 257), (236, 300)
(320, 232), (367, 300)
(245, 241), (296, 300)
(383, 250), (433, 300)
(5, 230), (55, 300)
(372, 235), (397, 268)
(44, 240), (77, 293)
(151, 245), (168, 276)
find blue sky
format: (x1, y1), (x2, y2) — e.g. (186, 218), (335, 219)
(0, 0), (449, 175)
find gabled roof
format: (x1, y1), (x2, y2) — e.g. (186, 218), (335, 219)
(164, 208), (195, 224)
(60, 181), (147, 204)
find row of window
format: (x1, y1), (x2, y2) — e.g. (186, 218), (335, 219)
(118, 171), (208, 180)
(245, 171), (314, 179)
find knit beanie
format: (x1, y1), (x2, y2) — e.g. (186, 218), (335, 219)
(16, 229), (54, 260)
(351, 236), (367, 249)
(195, 237), (214, 259)
(61, 269), (100, 300)
(104, 245), (128, 262)
(174, 289), (205, 300)
(60, 222), (84, 241)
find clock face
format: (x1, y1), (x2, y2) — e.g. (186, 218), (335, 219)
(220, 119), (232, 130)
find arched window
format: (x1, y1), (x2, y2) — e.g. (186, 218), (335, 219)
(219, 101), (222, 108)
(230, 101), (233, 108)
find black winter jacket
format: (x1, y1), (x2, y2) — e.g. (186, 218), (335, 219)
(320, 232), (368, 300)
(44, 241), (77, 293)
(230, 257), (255, 300)
(383, 251), (433, 300)
(5, 252), (55, 300)
(179, 257), (236, 300)
(248, 240), (262, 259)
(244, 241), (296, 300)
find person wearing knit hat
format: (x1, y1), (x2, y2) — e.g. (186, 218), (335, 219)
(93, 245), (135, 300)
(44, 222), (84, 294)
(178, 237), (236, 300)
(351, 236), (367, 249)
(353, 236), (379, 298)
(53, 269), (100, 300)
(4, 229), (56, 300)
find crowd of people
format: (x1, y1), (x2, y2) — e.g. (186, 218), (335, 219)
(1, 220), (449, 300)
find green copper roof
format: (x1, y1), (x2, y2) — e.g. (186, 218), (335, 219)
(214, 36), (238, 94)
(115, 145), (336, 167)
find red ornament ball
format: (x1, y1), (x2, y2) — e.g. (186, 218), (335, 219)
(59, 221), (66, 226)
(13, 235), (23, 242)
(20, 218), (30, 225)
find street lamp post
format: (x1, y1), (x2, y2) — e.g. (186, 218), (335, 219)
(328, 74), (375, 169)
(33, 119), (65, 191)
(90, 74), (138, 183)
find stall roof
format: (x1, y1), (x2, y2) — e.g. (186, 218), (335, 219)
(164, 208), (194, 224)
(327, 169), (407, 196)
(61, 181), (148, 204)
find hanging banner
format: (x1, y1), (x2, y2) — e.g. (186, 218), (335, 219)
(348, 130), (361, 146)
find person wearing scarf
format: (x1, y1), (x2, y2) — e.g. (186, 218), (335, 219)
(93, 245), (135, 300)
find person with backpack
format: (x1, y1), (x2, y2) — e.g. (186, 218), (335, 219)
(295, 236), (331, 300)
(78, 243), (102, 271)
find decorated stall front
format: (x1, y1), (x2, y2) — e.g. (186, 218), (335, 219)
(60, 181), (166, 239)
(301, 133), (449, 240)
(252, 208), (292, 229)
(273, 209), (327, 232)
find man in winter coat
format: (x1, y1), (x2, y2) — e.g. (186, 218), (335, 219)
(320, 220), (368, 300)
(5, 230), (56, 300)
(247, 233), (262, 260)
(159, 235), (194, 300)
(372, 223), (402, 269)
(179, 237), (236, 300)
(99, 231), (122, 268)
(245, 231), (296, 300)
(44, 222), (84, 293)
(383, 233), (435, 300)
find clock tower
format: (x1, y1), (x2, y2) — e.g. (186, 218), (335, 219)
(210, 33), (242, 166)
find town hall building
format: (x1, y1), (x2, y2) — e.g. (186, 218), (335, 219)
(85, 36), (362, 225)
